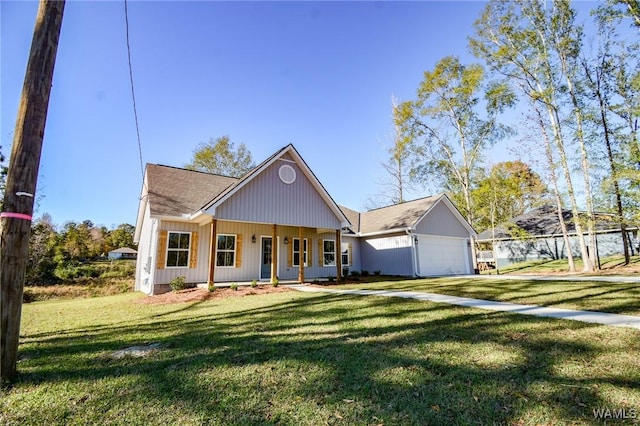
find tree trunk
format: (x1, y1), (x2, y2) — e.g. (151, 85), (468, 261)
(533, 102), (576, 271)
(558, 51), (598, 270)
(593, 69), (631, 264)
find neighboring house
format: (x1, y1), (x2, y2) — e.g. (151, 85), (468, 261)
(134, 144), (476, 295)
(108, 247), (137, 260)
(477, 205), (639, 268)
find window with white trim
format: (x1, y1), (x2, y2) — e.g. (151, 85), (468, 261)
(293, 238), (308, 267)
(323, 239), (335, 266)
(216, 234), (236, 267)
(341, 243), (350, 267)
(167, 232), (191, 268)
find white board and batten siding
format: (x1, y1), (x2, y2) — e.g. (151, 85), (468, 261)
(153, 220), (212, 290)
(414, 201), (470, 238)
(135, 203), (156, 294)
(212, 156), (343, 230)
(414, 201), (473, 276)
(341, 235), (361, 273)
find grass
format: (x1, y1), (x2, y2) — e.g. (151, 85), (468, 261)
(342, 276), (640, 316)
(2, 284), (639, 425)
(23, 278), (133, 302)
(483, 255), (640, 275)
(24, 260), (136, 302)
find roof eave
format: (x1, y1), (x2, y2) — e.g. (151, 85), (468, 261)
(357, 227), (413, 238)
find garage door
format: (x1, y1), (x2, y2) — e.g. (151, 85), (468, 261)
(416, 235), (470, 276)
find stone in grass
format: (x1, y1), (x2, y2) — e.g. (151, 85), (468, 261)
(111, 343), (161, 359)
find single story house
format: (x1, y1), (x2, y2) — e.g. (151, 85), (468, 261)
(477, 205), (639, 268)
(134, 144), (476, 295)
(108, 247), (137, 260)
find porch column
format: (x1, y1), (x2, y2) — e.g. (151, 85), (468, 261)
(336, 229), (342, 282)
(208, 219), (217, 285)
(271, 224), (278, 283)
(298, 226), (305, 283)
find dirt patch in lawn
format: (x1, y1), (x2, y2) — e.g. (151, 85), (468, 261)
(136, 285), (291, 305)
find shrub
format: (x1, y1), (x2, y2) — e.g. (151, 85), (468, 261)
(272, 278), (279, 287)
(342, 267), (349, 277)
(250, 279), (258, 288)
(328, 276), (335, 283)
(230, 283), (238, 291)
(374, 270), (381, 276)
(361, 270), (370, 277)
(23, 289), (35, 303)
(102, 261), (136, 278)
(350, 270), (361, 277)
(54, 263), (101, 281)
(169, 276), (186, 292)
(208, 282), (216, 292)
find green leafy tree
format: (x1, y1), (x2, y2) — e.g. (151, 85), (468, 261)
(472, 161), (549, 232)
(26, 214), (58, 285)
(185, 136), (255, 177)
(471, 0), (596, 271)
(582, 3), (640, 263)
(616, 0), (640, 26)
(394, 56), (514, 228)
(106, 223), (136, 252)
(59, 221), (93, 261)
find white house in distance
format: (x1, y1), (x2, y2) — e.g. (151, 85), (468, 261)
(108, 247), (137, 260)
(134, 144), (476, 295)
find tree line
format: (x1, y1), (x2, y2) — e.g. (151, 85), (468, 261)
(388, 0), (638, 271)
(26, 214), (136, 285)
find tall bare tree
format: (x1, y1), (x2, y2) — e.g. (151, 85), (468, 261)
(582, 4), (639, 264)
(471, 0), (595, 271)
(366, 96), (416, 209)
(394, 56), (514, 229)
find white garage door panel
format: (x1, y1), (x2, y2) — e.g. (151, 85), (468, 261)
(417, 235), (469, 276)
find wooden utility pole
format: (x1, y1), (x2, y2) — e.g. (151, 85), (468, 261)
(1, 0), (65, 383)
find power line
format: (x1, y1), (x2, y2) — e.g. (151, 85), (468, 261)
(124, 0), (144, 180)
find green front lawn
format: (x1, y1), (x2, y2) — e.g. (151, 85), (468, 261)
(2, 286), (639, 425)
(482, 255), (640, 275)
(342, 276), (640, 316)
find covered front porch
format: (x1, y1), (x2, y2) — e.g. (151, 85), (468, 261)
(205, 219), (344, 286)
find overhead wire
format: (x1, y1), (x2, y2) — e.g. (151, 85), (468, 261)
(123, 0), (145, 182)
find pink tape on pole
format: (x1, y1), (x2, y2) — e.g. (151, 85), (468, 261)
(0, 212), (33, 221)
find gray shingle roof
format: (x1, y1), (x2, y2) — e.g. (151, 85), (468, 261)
(109, 247), (138, 254)
(339, 205), (361, 233)
(341, 195), (443, 235)
(476, 205), (622, 240)
(146, 164), (238, 217)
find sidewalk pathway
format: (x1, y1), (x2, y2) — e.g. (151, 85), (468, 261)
(287, 285), (640, 330)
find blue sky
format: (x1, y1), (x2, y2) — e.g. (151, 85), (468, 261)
(1, 1), (597, 228)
